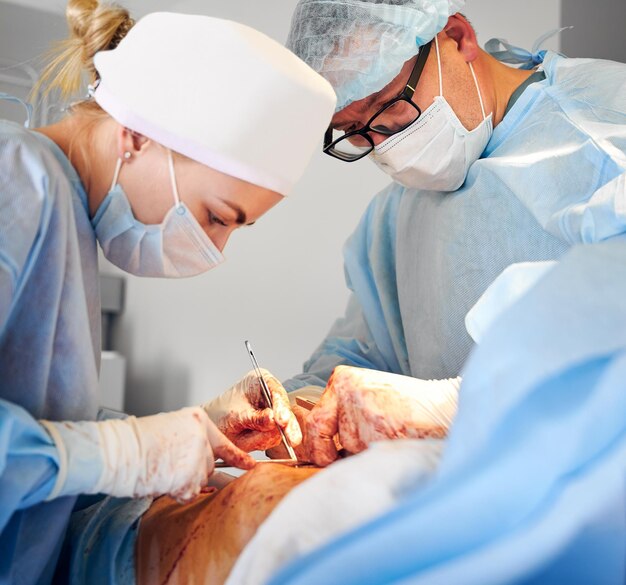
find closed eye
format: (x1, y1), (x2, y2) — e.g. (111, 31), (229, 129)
(209, 212), (228, 227)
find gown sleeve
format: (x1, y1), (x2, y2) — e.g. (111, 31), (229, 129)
(284, 185), (410, 391)
(0, 397), (108, 534)
(0, 127), (47, 338)
(283, 293), (395, 391)
(0, 399), (59, 531)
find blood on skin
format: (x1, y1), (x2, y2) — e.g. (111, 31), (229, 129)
(136, 463), (319, 585)
(304, 365), (451, 465)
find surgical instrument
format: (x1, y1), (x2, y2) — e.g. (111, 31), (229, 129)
(244, 340), (298, 460)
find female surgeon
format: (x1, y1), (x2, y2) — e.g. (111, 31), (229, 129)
(0, 1), (335, 583)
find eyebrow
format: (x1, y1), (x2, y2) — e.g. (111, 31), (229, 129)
(222, 201), (255, 226)
(364, 92), (382, 110)
(333, 87), (398, 129)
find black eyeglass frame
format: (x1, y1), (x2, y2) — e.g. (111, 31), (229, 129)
(323, 40), (433, 162)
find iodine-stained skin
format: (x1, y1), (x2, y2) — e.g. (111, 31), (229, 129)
(136, 464), (319, 585)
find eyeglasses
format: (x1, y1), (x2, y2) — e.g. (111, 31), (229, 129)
(323, 40), (432, 162)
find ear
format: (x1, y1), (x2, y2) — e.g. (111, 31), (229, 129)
(115, 124), (153, 159)
(443, 14), (480, 63)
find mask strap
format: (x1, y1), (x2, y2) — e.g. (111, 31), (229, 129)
(167, 149), (182, 208)
(468, 62), (488, 121)
(434, 35), (443, 97)
(110, 157), (123, 191)
(434, 35), (488, 121)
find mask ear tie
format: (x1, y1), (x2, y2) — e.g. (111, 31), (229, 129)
(167, 149), (182, 208)
(468, 62), (488, 121)
(434, 34), (443, 97)
(110, 157), (124, 191)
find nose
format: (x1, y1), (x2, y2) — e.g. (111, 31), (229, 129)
(209, 226), (237, 252)
(370, 132), (390, 146)
(212, 231), (229, 252)
(347, 129), (389, 149)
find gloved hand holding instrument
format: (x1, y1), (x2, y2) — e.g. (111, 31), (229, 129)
(203, 341), (302, 454)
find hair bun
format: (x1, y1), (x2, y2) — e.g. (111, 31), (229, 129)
(35, 0), (134, 100)
(66, 0), (99, 41)
(69, 0), (134, 70)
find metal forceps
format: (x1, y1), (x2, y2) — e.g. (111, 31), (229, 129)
(244, 340), (297, 460)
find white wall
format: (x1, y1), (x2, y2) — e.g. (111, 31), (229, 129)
(561, 0), (626, 62)
(469, 0), (562, 54)
(0, 2), (66, 124)
(1, 0), (562, 415)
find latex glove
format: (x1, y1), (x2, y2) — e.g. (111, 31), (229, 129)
(266, 386), (324, 461)
(266, 403), (312, 461)
(203, 369), (302, 452)
(305, 365), (461, 467)
(41, 406), (255, 502)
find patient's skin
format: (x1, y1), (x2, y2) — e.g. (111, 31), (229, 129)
(136, 463), (319, 585)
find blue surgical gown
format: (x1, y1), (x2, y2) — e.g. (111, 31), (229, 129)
(270, 236), (626, 585)
(0, 120), (104, 584)
(284, 52), (626, 390)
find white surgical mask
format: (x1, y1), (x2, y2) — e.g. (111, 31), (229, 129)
(92, 150), (224, 278)
(371, 35), (493, 191)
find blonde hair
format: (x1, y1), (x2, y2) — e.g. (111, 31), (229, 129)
(33, 0), (134, 107)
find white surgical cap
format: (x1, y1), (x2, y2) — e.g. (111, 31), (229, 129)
(94, 12), (336, 196)
(286, 0), (465, 111)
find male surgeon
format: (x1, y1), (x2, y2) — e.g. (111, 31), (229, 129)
(238, 0), (626, 465)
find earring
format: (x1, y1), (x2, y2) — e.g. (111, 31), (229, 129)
(123, 151), (132, 160)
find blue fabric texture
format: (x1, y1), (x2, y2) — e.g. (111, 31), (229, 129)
(0, 120), (103, 584)
(0, 399), (68, 585)
(484, 27), (573, 70)
(285, 188), (407, 390)
(60, 496), (152, 585)
(272, 237), (626, 584)
(286, 0), (465, 110)
(0, 117), (189, 585)
(0, 121), (101, 420)
(284, 53), (626, 390)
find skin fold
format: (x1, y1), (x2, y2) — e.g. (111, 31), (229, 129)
(136, 463), (319, 585)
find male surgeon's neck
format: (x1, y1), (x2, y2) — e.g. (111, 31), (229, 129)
(477, 50), (535, 128)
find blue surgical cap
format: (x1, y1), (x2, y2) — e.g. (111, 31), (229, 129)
(287, 0), (466, 111)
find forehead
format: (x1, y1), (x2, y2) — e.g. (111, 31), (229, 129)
(331, 55), (418, 124)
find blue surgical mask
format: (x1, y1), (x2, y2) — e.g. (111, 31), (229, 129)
(92, 150), (224, 278)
